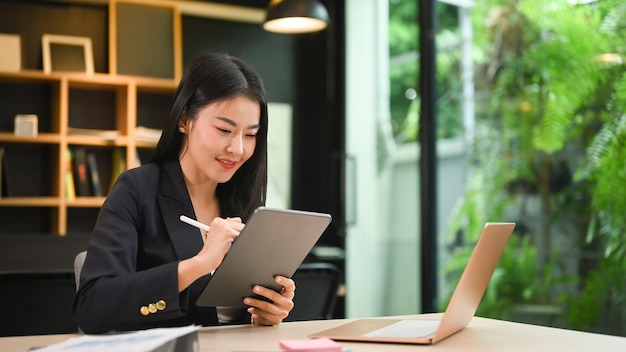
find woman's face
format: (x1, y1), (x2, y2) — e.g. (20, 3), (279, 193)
(179, 96), (261, 185)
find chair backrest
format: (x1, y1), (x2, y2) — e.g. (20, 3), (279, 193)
(74, 251), (87, 291)
(285, 262), (342, 321)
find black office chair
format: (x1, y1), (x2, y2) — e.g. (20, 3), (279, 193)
(73, 251), (87, 290)
(285, 262), (342, 321)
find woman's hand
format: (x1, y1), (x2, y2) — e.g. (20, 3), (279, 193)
(197, 217), (244, 275)
(245, 275), (296, 326)
(178, 217), (244, 292)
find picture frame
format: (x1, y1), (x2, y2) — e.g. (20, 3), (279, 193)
(109, 0), (181, 80)
(0, 33), (21, 72)
(42, 34), (94, 75)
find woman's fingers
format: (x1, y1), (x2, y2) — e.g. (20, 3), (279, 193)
(208, 217), (244, 242)
(196, 217), (245, 273)
(244, 276), (296, 325)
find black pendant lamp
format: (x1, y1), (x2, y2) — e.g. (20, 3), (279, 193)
(263, 0), (330, 34)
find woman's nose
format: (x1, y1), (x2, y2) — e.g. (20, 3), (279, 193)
(226, 135), (244, 155)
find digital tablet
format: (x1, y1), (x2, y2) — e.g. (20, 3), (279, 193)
(195, 206), (332, 307)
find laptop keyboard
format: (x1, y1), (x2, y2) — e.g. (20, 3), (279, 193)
(362, 320), (440, 338)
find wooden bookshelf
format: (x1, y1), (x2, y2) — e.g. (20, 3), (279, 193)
(0, 70), (176, 236)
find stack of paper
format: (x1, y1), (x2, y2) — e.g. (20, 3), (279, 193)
(136, 126), (163, 143)
(68, 127), (120, 140)
(34, 325), (199, 352)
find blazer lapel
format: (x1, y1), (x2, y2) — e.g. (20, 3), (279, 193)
(157, 159), (204, 260)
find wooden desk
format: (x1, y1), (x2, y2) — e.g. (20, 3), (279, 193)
(1, 315), (625, 352)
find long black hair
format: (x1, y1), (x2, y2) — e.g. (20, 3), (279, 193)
(149, 52), (268, 221)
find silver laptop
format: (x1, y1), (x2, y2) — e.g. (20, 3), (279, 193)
(310, 222), (515, 345)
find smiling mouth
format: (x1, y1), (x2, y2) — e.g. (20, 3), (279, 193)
(217, 158), (237, 169)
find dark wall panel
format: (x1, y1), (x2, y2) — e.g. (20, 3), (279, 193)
(291, 0), (346, 246)
(182, 15), (295, 104)
(114, 2), (175, 78)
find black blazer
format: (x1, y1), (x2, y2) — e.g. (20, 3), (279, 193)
(73, 159), (248, 334)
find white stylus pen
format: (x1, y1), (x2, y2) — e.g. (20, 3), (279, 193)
(179, 215), (211, 232)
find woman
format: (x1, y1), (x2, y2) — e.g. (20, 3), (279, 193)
(73, 53), (295, 334)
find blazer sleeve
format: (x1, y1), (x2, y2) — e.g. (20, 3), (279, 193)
(73, 168), (195, 334)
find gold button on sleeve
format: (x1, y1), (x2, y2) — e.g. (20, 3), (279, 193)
(140, 306), (150, 316)
(156, 300), (166, 311)
(148, 303), (157, 314)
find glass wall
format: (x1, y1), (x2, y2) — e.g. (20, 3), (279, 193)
(346, 0), (626, 336)
(345, 0), (468, 318)
(442, 0), (626, 336)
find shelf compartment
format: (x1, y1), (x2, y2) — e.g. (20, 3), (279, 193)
(0, 79), (60, 135)
(137, 90), (173, 129)
(0, 144), (59, 197)
(68, 87), (124, 131)
(67, 146), (118, 198)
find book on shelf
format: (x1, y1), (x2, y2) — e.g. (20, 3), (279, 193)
(110, 148), (126, 193)
(87, 152), (103, 197)
(65, 148), (76, 201)
(72, 147), (91, 197)
(68, 127), (120, 140)
(108, 149), (143, 193)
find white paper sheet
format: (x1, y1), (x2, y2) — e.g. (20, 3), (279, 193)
(34, 325), (199, 352)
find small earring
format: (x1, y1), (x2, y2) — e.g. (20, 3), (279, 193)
(178, 126), (186, 134)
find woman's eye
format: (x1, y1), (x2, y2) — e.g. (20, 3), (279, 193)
(246, 133), (257, 139)
(217, 128), (231, 134)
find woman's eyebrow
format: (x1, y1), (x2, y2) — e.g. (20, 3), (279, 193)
(216, 116), (260, 129)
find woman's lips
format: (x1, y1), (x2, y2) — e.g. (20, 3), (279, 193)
(217, 158), (237, 169)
